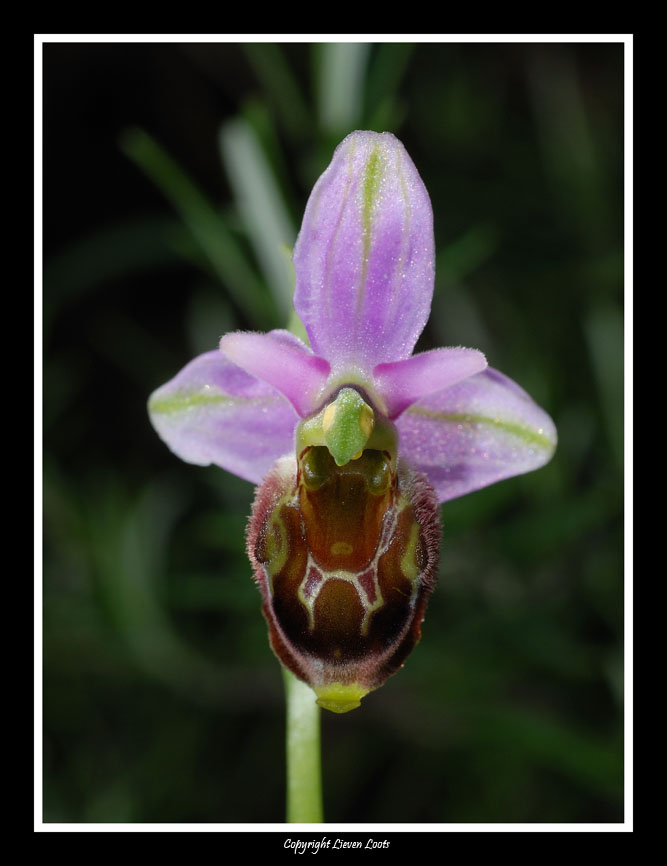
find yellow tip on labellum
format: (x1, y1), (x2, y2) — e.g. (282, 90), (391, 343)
(314, 682), (370, 714)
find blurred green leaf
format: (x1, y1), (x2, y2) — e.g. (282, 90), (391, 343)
(474, 706), (622, 796)
(219, 117), (296, 316)
(185, 284), (237, 356)
(82, 477), (227, 703)
(365, 43), (414, 118)
(316, 42), (370, 135)
(44, 217), (189, 341)
(120, 127), (276, 328)
(242, 43), (310, 138)
(584, 304), (624, 470)
(527, 46), (613, 246)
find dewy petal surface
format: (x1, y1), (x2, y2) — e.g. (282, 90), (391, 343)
(396, 368), (557, 503)
(293, 130), (435, 373)
(220, 329), (330, 418)
(148, 350), (298, 484)
(374, 347), (488, 419)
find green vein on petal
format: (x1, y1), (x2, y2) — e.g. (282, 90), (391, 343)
(357, 144), (382, 325)
(406, 407), (555, 451)
(149, 391), (271, 415)
(362, 145), (382, 243)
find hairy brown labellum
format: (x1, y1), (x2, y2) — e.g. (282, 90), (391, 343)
(247, 446), (441, 712)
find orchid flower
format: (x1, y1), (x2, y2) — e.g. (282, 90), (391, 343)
(148, 131), (556, 714)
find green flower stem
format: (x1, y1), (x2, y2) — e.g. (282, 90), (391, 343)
(282, 667), (323, 823)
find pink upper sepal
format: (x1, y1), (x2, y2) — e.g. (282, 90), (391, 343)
(292, 131), (435, 374)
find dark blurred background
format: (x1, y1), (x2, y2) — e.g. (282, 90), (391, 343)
(42, 41), (624, 823)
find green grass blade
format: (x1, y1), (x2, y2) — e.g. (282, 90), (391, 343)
(120, 127), (276, 328)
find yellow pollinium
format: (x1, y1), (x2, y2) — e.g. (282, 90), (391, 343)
(321, 402), (337, 435)
(314, 682), (370, 714)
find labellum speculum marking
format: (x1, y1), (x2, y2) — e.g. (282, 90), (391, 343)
(247, 387), (441, 713)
